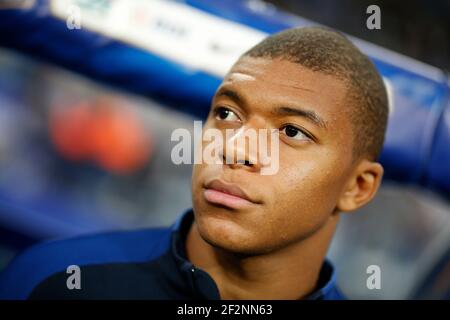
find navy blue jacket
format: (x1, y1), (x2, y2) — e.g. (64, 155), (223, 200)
(0, 209), (345, 300)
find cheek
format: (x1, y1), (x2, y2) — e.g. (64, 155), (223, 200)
(264, 155), (346, 235)
(191, 164), (200, 191)
(191, 163), (208, 207)
(191, 163), (209, 199)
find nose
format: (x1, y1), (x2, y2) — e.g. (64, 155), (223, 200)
(220, 126), (262, 173)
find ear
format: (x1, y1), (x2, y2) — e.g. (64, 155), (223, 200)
(337, 159), (384, 212)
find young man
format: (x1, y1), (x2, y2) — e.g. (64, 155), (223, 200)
(0, 27), (388, 300)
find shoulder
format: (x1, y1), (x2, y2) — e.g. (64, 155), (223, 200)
(0, 226), (172, 300)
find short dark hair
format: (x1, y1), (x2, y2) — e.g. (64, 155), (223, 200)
(243, 27), (388, 161)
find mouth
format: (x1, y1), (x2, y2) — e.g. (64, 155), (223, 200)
(202, 179), (260, 210)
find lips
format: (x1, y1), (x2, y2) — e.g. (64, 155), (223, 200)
(203, 179), (259, 209)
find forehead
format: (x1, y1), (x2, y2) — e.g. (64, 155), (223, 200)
(221, 57), (349, 123)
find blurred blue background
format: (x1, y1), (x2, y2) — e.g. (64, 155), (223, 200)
(0, 0), (448, 299)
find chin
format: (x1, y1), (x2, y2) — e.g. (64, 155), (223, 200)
(195, 212), (276, 256)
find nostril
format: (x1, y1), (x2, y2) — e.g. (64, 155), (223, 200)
(236, 159), (253, 166)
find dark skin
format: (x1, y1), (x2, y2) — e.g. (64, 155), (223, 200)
(187, 56), (384, 299)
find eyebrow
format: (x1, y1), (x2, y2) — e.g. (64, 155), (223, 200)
(215, 87), (327, 129)
(273, 106), (327, 129)
(216, 88), (243, 104)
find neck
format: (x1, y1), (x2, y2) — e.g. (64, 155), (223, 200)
(186, 214), (339, 300)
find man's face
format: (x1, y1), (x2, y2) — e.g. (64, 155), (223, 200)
(191, 56), (357, 255)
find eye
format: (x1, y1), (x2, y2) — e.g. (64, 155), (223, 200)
(281, 125), (311, 141)
(214, 107), (240, 122)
